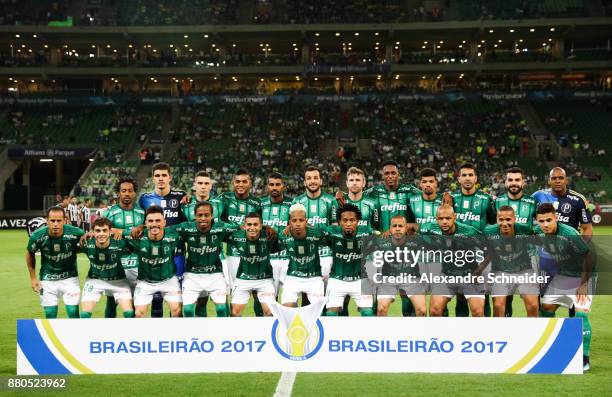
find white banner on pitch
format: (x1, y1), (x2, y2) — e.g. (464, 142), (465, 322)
(16, 317), (582, 375)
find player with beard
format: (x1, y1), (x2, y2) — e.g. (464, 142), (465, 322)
(261, 172), (292, 294)
(292, 166), (338, 298)
(138, 163), (187, 317)
(494, 167), (537, 316)
(450, 163), (496, 317)
(218, 169), (263, 315)
(127, 206), (183, 318)
(102, 177), (145, 318)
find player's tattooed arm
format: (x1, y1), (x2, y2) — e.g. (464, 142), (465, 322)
(25, 251), (40, 293)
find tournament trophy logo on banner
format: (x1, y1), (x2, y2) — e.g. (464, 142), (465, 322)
(269, 300), (326, 361)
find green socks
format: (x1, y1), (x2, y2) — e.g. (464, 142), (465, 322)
(455, 295), (469, 317)
(360, 308), (374, 317)
(326, 311), (339, 316)
(253, 296), (263, 317)
(43, 306), (58, 319)
(66, 305), (80, 318)
(123, 310), (135, 318)
(540, 310), (556, 317)
(80, 311), (92, 318)
(215, 304), (228, 317)
(105, 296), (117, 318)
(576, 312), (592, 357)
(183, 304), (196, 317)
(196, 302), (208, 317)
(401, 296), (415, 317)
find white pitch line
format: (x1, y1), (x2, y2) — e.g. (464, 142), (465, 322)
(273, 371), (297, 397)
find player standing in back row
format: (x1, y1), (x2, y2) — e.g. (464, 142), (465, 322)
(494, 166), (537, 317)
(450, 163), (496, 317)
(261, 172), (292, 294)
(218, 169), (263, 315)
(138, 162), (187, 317)
(292, 166), (338, 283)
(364, 160), (419, 316)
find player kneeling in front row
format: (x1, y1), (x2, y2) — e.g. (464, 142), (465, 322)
(476, 206), (539, 317)
(127, 206), (183, 317)
(324, 204), (376, 316)
(173, 202), (238, 317)
(280, 204), (325, 307)
(536, 203), (595, 371)
(80, 217), (134, 318)
(374, 215), (427, 316)
(26, 206), (84, 318)
(230, 212), (279, 317)
(421, 205), (485, 317)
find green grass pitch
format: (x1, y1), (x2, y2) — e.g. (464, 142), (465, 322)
(1, 228), (611, 397)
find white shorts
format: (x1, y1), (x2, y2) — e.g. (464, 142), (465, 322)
(224, 256), (240, 290)
(81, 278), (132, 302)
(320, 256), (332, 280)
(281, 276), (325, 304)
(490, 271), (540, 297)
(124, 268), (139, 290)
(39, 277), (81, 307)
(541, 274), (596, 311)
(134, 277), (182, 306)
(231, 279), (275, 305)
(326, 278), (373, 308)
(271, 258), (289, 286)
(377, 282), (426, 300)
(182, 272), (227, 305)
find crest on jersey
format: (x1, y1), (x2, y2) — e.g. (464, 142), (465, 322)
(553, 201), (559, 210)
(239, 204), (245, 212)
(269, 300), (325, 361)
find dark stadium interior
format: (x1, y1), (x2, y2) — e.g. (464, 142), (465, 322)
(0, 0), (610, 217)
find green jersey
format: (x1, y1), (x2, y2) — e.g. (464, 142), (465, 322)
(262, 196), (292, 259)
(372, 236), (423, 277)
(534, 223), (591, 277)
(125, 229), (182, 282)
(366, 183), (419, 231)
(172, 221), (238, 274)
(280, 228), (323, 278)
(182, 196), (222, 222)
(227, 230), (280, 280)
(103, 204), (145, 270)
(483, 223), (534, 272)
(27, 225), (84, 281)
(218, 192), (262, 256)
(320, 225), (374, 281)
(494, 193), (537, 228)
(81, 239), (132, 281)
(292, 192), (338, 257)
(451, 189), (496, 231)
(346, 195), (378, 227)
(419, 221), (482, 276)
(410, 192), (443, 225)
